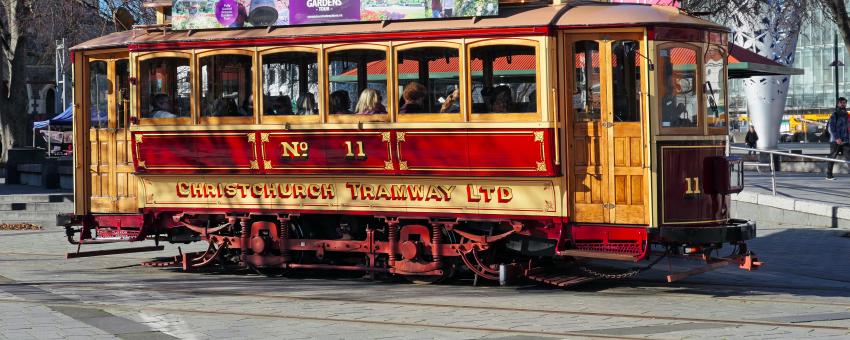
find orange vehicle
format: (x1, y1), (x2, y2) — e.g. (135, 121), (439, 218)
(63, 1), (761, 286)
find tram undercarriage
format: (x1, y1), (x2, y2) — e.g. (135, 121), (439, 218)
(64, 212), (760, 287)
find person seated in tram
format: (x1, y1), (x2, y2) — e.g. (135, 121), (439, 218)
(440, 88), (460, 113)
(399, 82), (427, 113)
(296, 93), (317, 115)
(489, 85), (513, 113)
(661, 83), (690, 126)
(151, 93), (177, 118)
(330, 90), (352, 114)
(355, 88), (387, 115)
(269, 95), (294, 115)
(239, 94), (253, 116)
(211, 97), (240, 116)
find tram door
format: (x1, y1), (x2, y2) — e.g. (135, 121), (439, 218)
(567, 33), (647, 225)
(86, 54), (137, 213)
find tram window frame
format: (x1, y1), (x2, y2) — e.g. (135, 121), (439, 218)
(259, 46), (322, 125)
(136, 52), (194, 126)
(196, 49), (257, 126)
(87, 59), (110, 130)
(467, 39), (541, 122)
(325, 44), (392, 124)
(394, 41), (465, 123)
(704, 45), (728, 134)
(656, 42), (703, 135)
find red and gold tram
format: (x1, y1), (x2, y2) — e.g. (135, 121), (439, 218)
(64, 1), (759, 285)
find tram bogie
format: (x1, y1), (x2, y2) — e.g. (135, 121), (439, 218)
(64, 1), (760, 286)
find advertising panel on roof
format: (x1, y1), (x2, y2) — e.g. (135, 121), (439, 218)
(172, 0), (499, 30)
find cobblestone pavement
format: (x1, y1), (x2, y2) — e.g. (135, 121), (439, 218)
(1, 224), (849, 339)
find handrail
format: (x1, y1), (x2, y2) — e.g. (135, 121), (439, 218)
(729, 145), (850, 195)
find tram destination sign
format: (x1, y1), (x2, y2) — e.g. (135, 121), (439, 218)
(172, 0), (499, 30)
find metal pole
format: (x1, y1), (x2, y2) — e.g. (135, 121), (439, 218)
(769, 153), (776, 196)
(836, 33), (840, 103)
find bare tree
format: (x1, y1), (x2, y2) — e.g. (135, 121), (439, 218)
(0, 0), (34, 164)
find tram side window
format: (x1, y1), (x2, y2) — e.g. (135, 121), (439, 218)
(659, 46), (698, 128)
(396, 47), (460, 114)
(611, 40), (641, 122)
(704, 46), (727, 128)
(328, 49), (388, 115)
(470, 45), (538, 114)
(262, 51), (319, 116)
(116, 60), (130, 128)
(200, 54), (254, 118)
(89, 61), (108, 128)
(572, 41), (601, 121)
(139, 57), (191, 119)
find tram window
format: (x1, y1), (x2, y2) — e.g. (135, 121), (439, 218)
(572, 41), (601, 122)
(611, 40), (641, 122)
(89, 61), (108, 128)
(199, 54), (254, 118)
(328, 49), (388, 116)
(659, 46), (698, 128)
(139, 57), (191, 119)
(116, 60), (130, 128)
(396, 47), (460, 115)
(704, 46), (727, 129)
(262, 51), (318, 116)
(470, 45), (538, 114)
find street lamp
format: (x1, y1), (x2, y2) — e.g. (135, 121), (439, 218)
(830, 33), (845, 104)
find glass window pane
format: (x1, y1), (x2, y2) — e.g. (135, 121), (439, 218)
(116, 60), (129, 128)
(659, 46), (698, 128)
(262, 51), (318, 116)
(199, 54), (253, 118)
(328, 49), (387, 115)
(611, 40), (640, 122)
(139, 57), (191, 119)
(396, 47), (460, 114)
(704, 46), (727, 128)
(572, 41), (600, 122)
(88, 61), (108, 128)
(470, 45), (537, 114)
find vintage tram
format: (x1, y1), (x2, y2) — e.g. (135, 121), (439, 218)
(64, 0), (759, 285)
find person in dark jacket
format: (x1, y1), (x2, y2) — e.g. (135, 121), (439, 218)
(827, 97), (850, 180)
(744, 125), (758, 155)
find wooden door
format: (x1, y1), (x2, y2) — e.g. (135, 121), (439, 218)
(568, 34), (647, 225)
(86, 54), (136, 213)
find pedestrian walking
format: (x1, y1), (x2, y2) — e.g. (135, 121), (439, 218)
(826, 97), (850, 180)
(745, 125), (758, 155)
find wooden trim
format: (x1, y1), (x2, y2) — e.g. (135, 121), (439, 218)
(195, 49), (257, 123)
(136, 51), (195, 125)
(394, 40), (465, 122)
(258, 46), (321, 125)
(324, 43), (392, 124)
(655, 41), (704, 136)
(465, 38), (543, 123)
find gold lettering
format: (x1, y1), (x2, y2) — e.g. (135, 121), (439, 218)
(322, 184), (335, 199)
(426, 186), (442, 201)
(408, 185), (426, 200)
(685, 177), (702, 195)
(294, 184), (307, 198)
(282, 141), (309, 158)
(392, 185), (407, 200)
(191, 183), (204, 197)
(177, 182), (191, 198)
(498, 187), (513, 203)
(238, 184), (250, 198)
(225, 184), (238, 198)
(361, 184), (376, 200)
(346, 183), (361, 199)
(308, 184), (321, 199)
(252, 184), (264, 198)
(266, 184), (277, 198)
(205, 184), (216, 198)
(440, 185), (456, 201)
(376, 185), (392, 200)
(467, 185), (481, 202)
(481, 186), (496, 202)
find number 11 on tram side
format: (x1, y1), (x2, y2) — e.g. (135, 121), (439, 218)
(63, 0), (759, 286)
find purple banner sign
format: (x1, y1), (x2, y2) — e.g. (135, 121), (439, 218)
(289, 0), (361, 25)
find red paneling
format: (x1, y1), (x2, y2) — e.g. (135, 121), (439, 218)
(132, 128), (557, 177)
(398, 129), (556, 176)
(134, 132), (258, 174)
(660, 143), (729, 225)
(262, 131), (394, 174)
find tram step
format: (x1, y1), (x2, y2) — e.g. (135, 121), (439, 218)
(525, 271), (597, 287)
(560, 249), (642, 262)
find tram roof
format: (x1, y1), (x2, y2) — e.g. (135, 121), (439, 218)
(71, 3), (726, 52)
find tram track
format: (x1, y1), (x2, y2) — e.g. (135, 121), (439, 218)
(7, 283), (849, 332)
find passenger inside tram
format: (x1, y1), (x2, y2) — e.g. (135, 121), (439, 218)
(330, 90), (352, 114)
(439, 88), (460, 113)
(355, 88), (387, 115)
(151, 93), (176, 118)
(296, 93), (318, 115)
(399, 82), (427, 113)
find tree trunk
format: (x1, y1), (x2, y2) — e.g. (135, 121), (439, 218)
(824, 0), (850, 59)
(0, 0), (32, 164)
